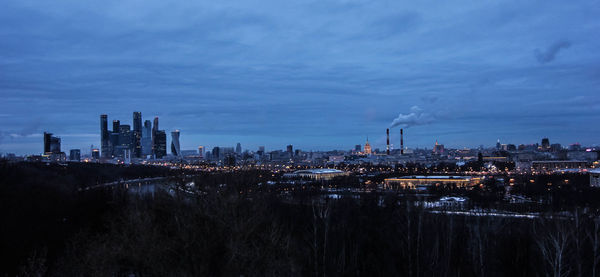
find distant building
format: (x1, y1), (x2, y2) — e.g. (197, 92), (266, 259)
(355, 144), (362, 152)
(142, 120), (152, 156)
(433, 140), (445, 155)
(154, 130), (167, 158)
(171, 130), (181, 157)
(287, 145), (293, 157)
(112, 120), (120, 133)
(198, 146), (205, 158)
(236, 143), (242, 155)
(100, 114), (109, 158)
(289, 169), (349, 180)
(152, 117), (159, 156)
(43, 132), (61, 154)
(532, 160), (589, 171)
(384, 176), (482, 190)
(541, 138), (550, 151)
(91, 148), (100, 160)
(69, 149), (81, 161)
(133, 112), (142, 158)
(364, 138), (372, 155)
(212, 147), (220, 159)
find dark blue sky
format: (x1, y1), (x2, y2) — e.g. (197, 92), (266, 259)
(1, 0), (599, 155)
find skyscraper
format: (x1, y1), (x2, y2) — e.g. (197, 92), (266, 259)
(364, 138), (372, 155)
(198, 146), (205, 158)
(171, 130), (181, 157)
(113, 120), (120, 133)
(142, 120), (152, 156)
(44, 132), (52, 154)
(100, 114), (109, 158)
(69, 149), (81, 161)
(133, 112), (142, 158)
(154, 130), (167, 158)
(541, 138), (550, 150)
(236, 143), (242, 155)
(287, 145), (293, 157)
(43, 132), (61, 155)
(152, 117), (159, 156)
(212, 147), (220, 159)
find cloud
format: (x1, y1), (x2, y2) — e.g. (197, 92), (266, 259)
(390, 106), (435, 129)
(534, 39), (571, 64)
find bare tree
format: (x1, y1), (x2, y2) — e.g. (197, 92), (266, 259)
(535, 218), (573, 277)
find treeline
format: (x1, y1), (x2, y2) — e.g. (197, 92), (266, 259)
(3, 161), (600, 276)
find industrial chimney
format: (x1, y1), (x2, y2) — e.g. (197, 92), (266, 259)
(400, 128), (404, 155)
(386, 128), (390, 155)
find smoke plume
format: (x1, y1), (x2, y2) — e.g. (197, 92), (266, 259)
(390, 106), (435, 128)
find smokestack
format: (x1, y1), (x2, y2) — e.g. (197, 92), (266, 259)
(400, 128), (404, 155)
(386, 128), (390, 155)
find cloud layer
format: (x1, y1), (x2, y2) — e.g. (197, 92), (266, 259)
(0, 0), (599, 154)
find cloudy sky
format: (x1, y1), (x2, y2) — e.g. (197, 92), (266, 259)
(1, 0), (599, 155)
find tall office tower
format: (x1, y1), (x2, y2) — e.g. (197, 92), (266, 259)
(109, 132), (119, 157)
(142, 120), (152, 156)
(287, 145), (293, 157)
(154, 130), (167, 158)
(43, 132), (61, 154)
(152, 117), (159, 156)
(69, 149), (81, 161)
(236, 143), (242, 155)
(100, 114), (109, 158)
(197, 146), (205, 158)
(133, 112), (142, 158)
(212, 147), (220, 159)
(171, 130), (181, 157)
(355, 144), (361, 152)
(44, 132), (53, 154)
(112, 120), (120, 133)
(541, 138), (550, 150)
(496, 139), (501, 150)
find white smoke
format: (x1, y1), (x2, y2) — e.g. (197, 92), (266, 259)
(390, 106), (435, 128)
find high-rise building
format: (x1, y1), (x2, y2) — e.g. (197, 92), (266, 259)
(112, 120), (120, 133)
(69, 149), (81, 161)
(258, 146), (265, 155)
(236, 143), (242, 155)
(152, 117), (159, 156)
(212, 147), (220, 159)
(541, 138), (550, 150)
(154, 130), (167, 158)
(364, 138), (372, 155)
(91, 148), (100, 160)
(433, 140), (445, 155)
(198, 146), (205, 158)
(171, 130), (181, 157)
(43, 132), (61, 154)
(133, 112), (142, 158)
(100, 115), (109, 158)
(142, 120), (152, 156)
(287, 145), (293, 157)
(355, 144), (361, 152)
(44, 132), (53, 154)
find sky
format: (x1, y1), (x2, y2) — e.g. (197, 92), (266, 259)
(0, 0), (599, 155)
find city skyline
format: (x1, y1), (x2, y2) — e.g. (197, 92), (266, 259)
(1, 1), (599, 154)
(0, 110), (599, 156)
